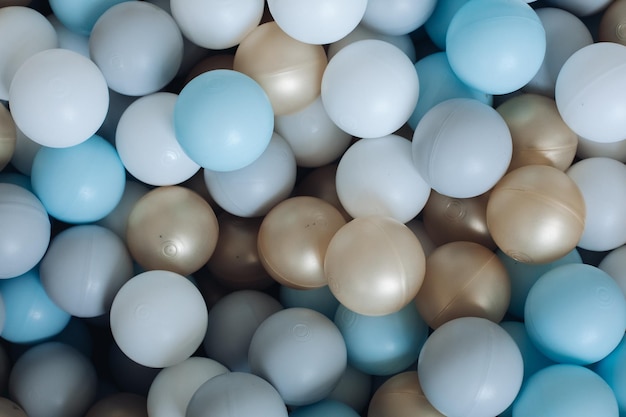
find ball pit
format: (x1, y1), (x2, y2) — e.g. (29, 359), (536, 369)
(1, 1), (626, 417)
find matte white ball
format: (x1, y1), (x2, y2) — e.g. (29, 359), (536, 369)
(361, 0), (437, 36)
(566, 157), (626, 252)
(110, 270), (208, 368)
(147, 356), (229, 417)
(274, 96), (352, 168)
(0, 6), (57, 101)
(267, 0), (367, 45)
(203, 132), (297, 217)
(418, 317), (523, 417)
(9, 48), (109, 148)
(116, 92), (200, 186)
(321, 40), (419, 139)
(412, 98), (512, 198)
(556, 42), (626, 143)
(327, 24), (416, 62)
(39, 225), (133, 318)
(170, 0), (264, 49)
(336, 135), (431, 223)
(89, 1), (183, 96)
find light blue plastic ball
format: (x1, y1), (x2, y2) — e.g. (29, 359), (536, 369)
(174, 69), (274, 172)
(49, 0), (133, 35)
(290, 400), (360, 417)
(424, 0), (469, 50)
(500, 321), (555, 384)
(334, 302), (428, 376)
(446, 0), (546, 95)
(30, 134), (126, 224)
(593, 333), (626, 416)
(0, 268), (71, 344)
(279, 285), (340, 320)
(497, 248), (582, 319)
(512, 364), (618, 417)
(408, 52), (492, 129)
(524, 263), (626, 365)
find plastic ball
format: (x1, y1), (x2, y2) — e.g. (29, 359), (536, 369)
(360, 0), (436, 36)
(0, 268), (70, 343)
(186, 372), (288, 417)
(266, 0), (367, 45)
(0, 6), (57, 101)
(248, 308), (347, 406)
(324, 216), (426, 316)
(9, 48), (108, 147)
(279, 285), (340, 320)
(368, 371), (445, 417)
(233, 22), (327, 116)
(293, 163), (351, 221)
(116, 92), (199, 186)
(334, 302), (428, 376)
(593, 334), (626, 416)
(39, 225), (133, 318)
(174, 69), (274, 172)
(274, 96), (352, 168)
(566, 157), (626, 252)
(321, 39), (419, 139)
(126, 186), (219, 276)
(498, 248), (582, 318)
(203, 132), (297, 218)
(424, 0), (469, 50)
(170, 0), (263, 50)
(555, 42), (626, 143)
(336, 135), (431, 223)
(486, 164), (585, 264)
(412, 98), (512, 199)
(524, 263), (626, 365)
(96, 180), (150, 243)
(445, 0), (546, 95)
(524, 8), (593, 97)
(0, 183), (50, 279)
(417, 317), (524, 417)
(0, 398), (27, 417)
(500, 321), (555, 382)
(512, 364), (618, 417)
(110, 269), (208, 368)
(257, 196), (346, 289)
(600, 0), (626, 44)
(422, 190), (495, 249)
(89, 1), (183, 96)
(9, 342), (97, 417)
(545, 0), (613, 17)
(85, 393), (148, 417)
(48, 0), (131, 35)
(47, 14), (90, 57)
(415, 241), (510, 329)
(327, 24), (416, 62)
(203, 290), (283, 372)
(290, 400), (360, 417)
(496, 93), (578, 172)
(408, 52), (492, 130)
(30, 134), (126, 224)
(0, 104), (15, 171)
(147, 357), (229, 417)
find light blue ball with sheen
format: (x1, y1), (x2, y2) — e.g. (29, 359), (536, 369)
(334, 302), (428, 376)
(512, 364), (618, 417)
(446, 0), (546, 95)
(31, 134), (126, 224)
(524, 263), (626, 365)
(593, 334), (626, 416)
(408, 52), (492, 129)
(0, 268), (71, 344)
(174, 69), (274, 172)
(424, 0), (469, 50)
(49, 0), (133, 35)
(497, 248), (582, 319)
(290, 400), (360, 417)
(279, 285), (340, 320)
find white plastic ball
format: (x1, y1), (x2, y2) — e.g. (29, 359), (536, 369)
(336, 135), (431, 223)
(556, 42), (626, 143)
(0, 6), (57, 101)
(116, 92), (200, 186)
(274, 96), (353, 168)
(170, 0), (264, 49)
(566, 157), (626, 252)
(418, 317), (523, 417)
(361, 0), (437, 36)
(110, 270), (208, 368)
(267, 0), (367, 45)
(203, 132), (297, 218)
(89, 1), (183, 96)
(412, 98), (512, 198)
(321, 40), (419, 139)
(9, 48), (109, 148)
(327, 24), (416, 62)
(147, 356), (229, 417)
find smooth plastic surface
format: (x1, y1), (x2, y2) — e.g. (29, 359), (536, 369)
(289, 400), (361, 417)
(368, 371), (445, 417)
(95, 180), (149, 243)
(361, 0), (437, 36)
(599, 245), (626, 300)
(593, 334), (626, 416)
(424, 0), (469, 49)
(500, 321), (555, 382)
(327, 24), (416, 62)
(279, 285), (340, 320)
(48, 0), (131, 35)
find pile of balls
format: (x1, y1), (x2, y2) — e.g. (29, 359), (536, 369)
(1, 0), (626, 416)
